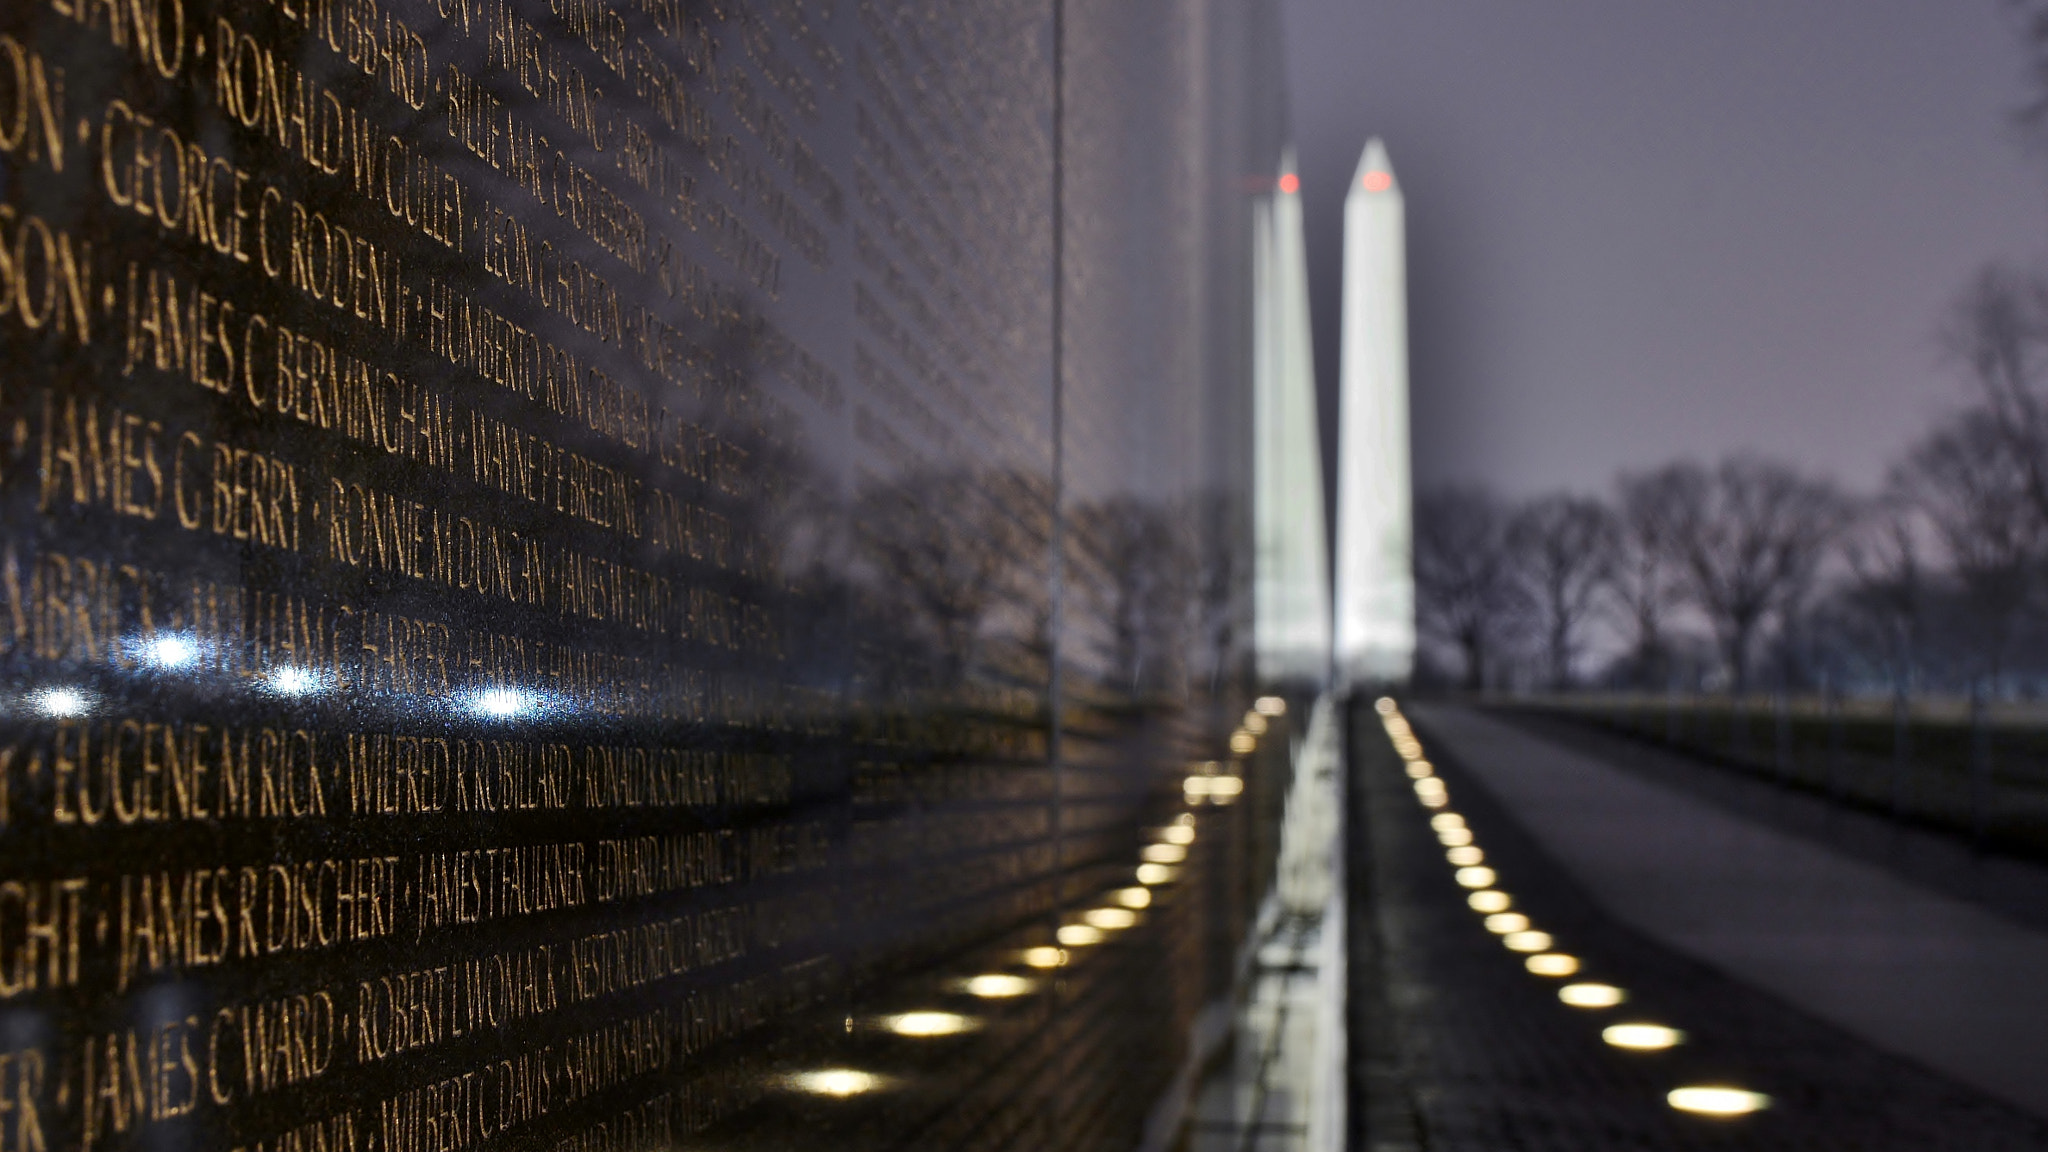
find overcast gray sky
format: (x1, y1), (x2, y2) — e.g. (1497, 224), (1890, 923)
(1283, 1), (2048, 499)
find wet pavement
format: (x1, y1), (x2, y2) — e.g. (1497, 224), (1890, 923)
(1351, 699), (2048, 1150)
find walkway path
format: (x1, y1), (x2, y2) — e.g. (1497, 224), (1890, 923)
(1413, 702), (2048, 1120)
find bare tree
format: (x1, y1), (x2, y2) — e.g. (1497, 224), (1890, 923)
(1662, 457), (1843, 695)
(1893, 406), (2041, 688)
(1073, 495), (1195, 698)
(853, 469), (1035, 688)
(1414, 486), (1527, 691)
(1946, 266), (2048, 520)
(1508, 494), (1618, 689)
(1837, 494), (1926, 695)
(1613, 468), (1693, 688)
(2010, 0), (2048, 142)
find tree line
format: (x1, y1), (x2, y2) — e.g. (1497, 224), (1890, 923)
(1415, 266), (2048, 700)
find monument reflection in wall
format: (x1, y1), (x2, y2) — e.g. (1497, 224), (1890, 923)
(0, 1), (1293, 1149)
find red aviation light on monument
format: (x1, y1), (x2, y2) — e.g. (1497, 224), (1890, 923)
(1278, 172), (1300, 194)
(1361, 170), (1392, 192)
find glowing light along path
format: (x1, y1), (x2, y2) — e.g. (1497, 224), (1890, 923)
(804, 702), (1290, 1109)
(1374, 699), (1771, 1121)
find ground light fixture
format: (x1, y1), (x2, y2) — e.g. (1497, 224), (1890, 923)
(1116, 887), (1152, 909)
(792, 1069), (883, 1097)
(1483, 912), (1530, 934)
(1603, 1023), (1685, 1051)
(963, 975), (1034, 998)
(1668, 1086), (1771, 1116)
(1429, 813), (1465, 832)
(1525, 953), (1581, 976)
(1405, 760), (1434, 779)
(1023, 947), (1065, 968)
(1161, 824), (1196, 845)
(1143, 843), (1188, 864)
(1185, 775), (1245, 802)
(1136, 864), (1177, 885)
(1467, 890), (1512, 913)
(1446, 846), (1484, 866)
(1559, 983), (1627, 1008)
(1455, 866), (1497, 889)
(1437, 827), (1474, 846)
(1504, 930), (1553, 953)
(1056, 924), (1105, 946)
(1082, 907), (1138, 930)
(884, 1012), (975, 1037)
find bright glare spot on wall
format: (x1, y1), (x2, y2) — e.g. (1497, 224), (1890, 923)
(1137, 864), (1177, 885)
(793, 1069), (882, 1097)
(1467, 890), (1511, 913)
(1438, 828), (1473, 847)
(1144, 843), (1188, 865)
(1668, 1086), (1770, 1116)
(1430, 813), (1466, 832)
(1162, 825), (1196, 846)
(964, 974), (1034, 998)
(1404, 761), (1433, 780)
(472, 688), (536, 718)
(1023, 947), (1066, 969)
(1504, 931), (1553, 953)
(1454, 866), (1496, 889)
(1057, 924), (1104, 946)
(267, 667), (321, 696)
(1525, 953), (1580, 976)
(1483, 912), (1529, 935)
(1256, 696), (1287, 716)
(1446, 846), (1484, 867)
(35, 688), (90, 718)
(1374, 697), (1397, 714)
(1116, 887), (1152, 909)
(1603, 1023), (1684, 1050)
(885, 1011), (974, 1037)
(1559, 983), (1626, 1008)
(142, 634), (200, 669)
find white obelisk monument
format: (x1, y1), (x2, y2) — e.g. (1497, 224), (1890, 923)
(1334, 138), (1415, 685)
(1253, 149), (1332, 685)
